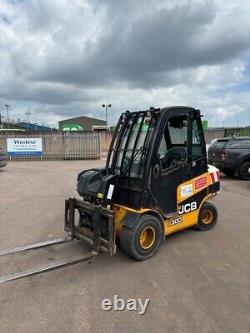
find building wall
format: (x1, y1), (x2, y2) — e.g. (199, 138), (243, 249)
(59, 116), (106, 131)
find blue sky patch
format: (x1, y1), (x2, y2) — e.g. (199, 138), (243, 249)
(0, 14), (11, 24)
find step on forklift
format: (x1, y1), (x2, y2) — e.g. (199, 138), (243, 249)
(0, 106), (220, 283)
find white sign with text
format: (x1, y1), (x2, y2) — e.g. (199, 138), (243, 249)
(7, 138), (43, 156)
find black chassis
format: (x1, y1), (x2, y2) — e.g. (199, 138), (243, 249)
(64, 198), (116, 255)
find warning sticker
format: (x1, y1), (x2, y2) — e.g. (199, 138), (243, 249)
(180, 184), (193, 198)
(195, 177), (207, 190)
(107, 184), (114, 199)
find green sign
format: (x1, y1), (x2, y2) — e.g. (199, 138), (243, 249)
(202, 120), (208, 129)
(60, 123), (83, 131)
(142, 123), (149, 132)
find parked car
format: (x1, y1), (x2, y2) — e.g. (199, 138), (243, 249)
(0, 147), (8, 168)
(208, 137), (250, 180)
(206, 138), (224, 155)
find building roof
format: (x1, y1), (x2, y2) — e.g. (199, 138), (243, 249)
(17, 122), (53, 132)
(59, 115), (106, 131)
(59, 115), (106, 123)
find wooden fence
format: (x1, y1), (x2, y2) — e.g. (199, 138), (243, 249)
(0, 132), (101, 160)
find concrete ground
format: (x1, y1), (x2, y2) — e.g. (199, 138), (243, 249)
(0, 161), (249, 333)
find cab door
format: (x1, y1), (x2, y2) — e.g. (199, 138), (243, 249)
(149, 112), (191, 215)
(149, 110), (207, 216)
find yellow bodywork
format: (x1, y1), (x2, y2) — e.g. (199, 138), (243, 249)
(113, 171), (214, 237)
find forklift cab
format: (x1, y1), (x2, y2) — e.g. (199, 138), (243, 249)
(106, 106), (207, 216)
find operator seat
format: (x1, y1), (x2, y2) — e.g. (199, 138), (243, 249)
(161, 147), (187, 169)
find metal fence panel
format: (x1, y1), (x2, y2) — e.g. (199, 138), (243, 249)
(225, 127), (250, 137)
(0, 132), (101, 160)
(204, 129), (225, 143)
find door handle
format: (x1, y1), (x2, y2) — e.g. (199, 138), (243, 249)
(153, 164), (160, 178)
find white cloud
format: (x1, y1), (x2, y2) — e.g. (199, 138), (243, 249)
(0, 0), (250, 127)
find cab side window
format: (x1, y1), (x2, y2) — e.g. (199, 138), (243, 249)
(158, 116), (188, 170)
(158, 135), (167, 158)
(191, 119), (203, 160)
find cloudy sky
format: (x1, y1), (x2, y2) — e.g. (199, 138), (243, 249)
(0, 0), (250, 128)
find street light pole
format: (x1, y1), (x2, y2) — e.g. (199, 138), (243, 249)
(102, 104), (112, 128)
(5, 104), (10, 129)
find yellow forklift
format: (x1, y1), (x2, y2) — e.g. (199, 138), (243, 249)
(65, 106), (220, 260)
(0, 106), (220, 283)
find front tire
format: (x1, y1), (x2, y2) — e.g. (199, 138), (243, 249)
(119, 214), (163, 261)
(239, 162), (250, 180)
(196, 202), (218, 231)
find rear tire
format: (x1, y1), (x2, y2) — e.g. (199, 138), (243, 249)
(196, 202), (218, 231)
(239, 162), (250, 180)
(119, 214), (163, 261)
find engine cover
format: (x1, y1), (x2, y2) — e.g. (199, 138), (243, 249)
(77, 168), (106, 199)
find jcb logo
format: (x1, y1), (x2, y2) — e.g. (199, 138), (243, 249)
(178, 201), (197, 215)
